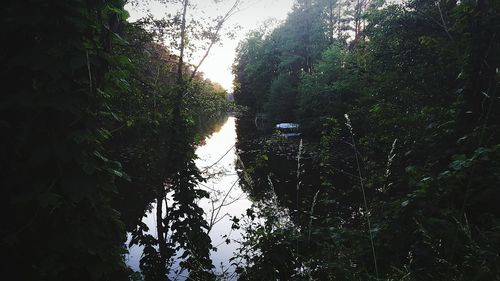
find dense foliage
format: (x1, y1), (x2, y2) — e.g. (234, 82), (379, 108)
(233, 0), (500, 280)
(1, 0), (231, 280)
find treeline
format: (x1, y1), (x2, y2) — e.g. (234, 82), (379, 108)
(233, 0), (500, 280)
(1, 1), (229, 280)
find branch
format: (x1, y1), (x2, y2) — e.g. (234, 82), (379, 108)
(207, 178), (240, 233)
(177, 0), (189, 83)
(189, 0), (242, 81)
(414, 4), (453, 41)
(437, 1), (454, 41)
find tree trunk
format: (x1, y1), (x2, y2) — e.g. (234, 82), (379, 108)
(156, 194), (168, 280)
(329, 0), (334, 44)
(177, 0), (189, 84)
(460, 0), (497, 129)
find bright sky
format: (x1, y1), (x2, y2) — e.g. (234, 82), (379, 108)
(126, 0), (296, 91)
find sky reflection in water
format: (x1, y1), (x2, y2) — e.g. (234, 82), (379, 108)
(126, 117), (251, 280)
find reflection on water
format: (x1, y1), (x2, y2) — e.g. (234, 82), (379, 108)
(235, 116), (321, 227)
(125, 116), (251, 280)
(196, 116), (252, 278)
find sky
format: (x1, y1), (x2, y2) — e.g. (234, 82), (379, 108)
(126, 0), (296, 91)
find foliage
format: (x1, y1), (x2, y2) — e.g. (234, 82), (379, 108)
(233, 0), (500, 280)
(108, 21), (231, 280)
(0, 0), (131, 280)
(1, 0), (232, 280)
(233, 0), (334, 119)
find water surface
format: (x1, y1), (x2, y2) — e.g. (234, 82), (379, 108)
(125, 116), (251, 280)
(196, 116), (252, 278)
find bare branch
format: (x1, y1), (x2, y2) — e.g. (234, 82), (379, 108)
(437, 1), (454, 41)
(189, 0), (242, 81)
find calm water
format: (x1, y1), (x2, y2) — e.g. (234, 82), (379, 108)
(126, 116), (252, 279)
(196, 116), (252, 278)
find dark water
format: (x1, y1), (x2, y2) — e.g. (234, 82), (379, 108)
(235, 116), (321, 219)
(123, 115), (319, 279)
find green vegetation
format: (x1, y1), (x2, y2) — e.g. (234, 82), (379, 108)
(2, 0), (499, 280)
(1, 0), (231, 280)
(233, 0), (500, 280)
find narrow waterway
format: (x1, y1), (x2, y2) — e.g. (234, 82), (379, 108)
(126, 116), (252, 279)
(196, 116), (252, 278)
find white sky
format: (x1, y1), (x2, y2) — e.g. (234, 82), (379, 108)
(126, 0), (296, 91)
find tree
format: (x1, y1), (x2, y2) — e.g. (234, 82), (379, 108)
(233, 0), (500, 279)
(123, 1), (242, 279)
(0, 0), (131, 280)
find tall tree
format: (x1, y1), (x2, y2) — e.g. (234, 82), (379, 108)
(0, 0), (131, 280)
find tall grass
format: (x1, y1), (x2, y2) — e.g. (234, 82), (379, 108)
(296, 139), (303, 256)
(345, 114), (379, 279)
(308, 189), (320, 244)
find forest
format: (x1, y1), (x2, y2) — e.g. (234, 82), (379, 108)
(1, 0), (230, 280)
(1, 0), (499, 281)
(233, 0), (500, 280)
